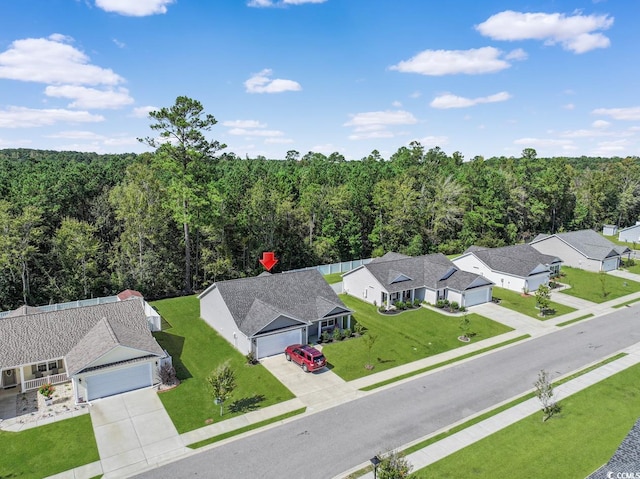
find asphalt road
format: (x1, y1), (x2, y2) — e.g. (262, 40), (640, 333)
(135, 306), (640, 479)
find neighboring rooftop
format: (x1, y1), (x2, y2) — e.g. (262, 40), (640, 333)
(462, 244), (562, 277)
(355, 253), (492, 293)
(587, 418), (640, 479)
(531, 229), (630, 260)
(0, 299), (157, 369)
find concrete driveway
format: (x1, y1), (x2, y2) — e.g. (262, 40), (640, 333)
(260, 354), (363, 411)
(90, 388), (188, 478)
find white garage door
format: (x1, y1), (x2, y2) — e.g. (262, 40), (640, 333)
(527, 276), (548, 292)
(256, 329), (302, 359)
(463, 288), (489, 307)
(86, 363), (152, 401)
(602, 258), (618, 272)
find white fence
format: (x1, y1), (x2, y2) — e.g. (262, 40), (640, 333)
(289, 258), (373, 276)
(0, 295), (119, 318)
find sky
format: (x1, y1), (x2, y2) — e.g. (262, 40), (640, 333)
(1, 0), (639, 161)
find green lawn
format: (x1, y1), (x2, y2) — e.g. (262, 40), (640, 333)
(623, 262), (640, 275)
(492, 287), (575, 320)
(0, 415), (98, 479)
(323, 272), (344, 284)
(559, 267), (640, 303)
(411, 361), (640, 479)
(322, 295), (513, 381)
(152, 295), (295, 433)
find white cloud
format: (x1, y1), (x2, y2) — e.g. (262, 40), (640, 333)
(591, 139), (630, 154)
(390, 47), (521, 76)
(0, 106), (104, 128)
(563, 103), (575, 110)
(348, 130), (395, 141)
(248, 0), (327, 7)
(0, 34), (123, 86)
(392, 101), (402, 108)
(95, 0), (174, 16)
(228, 128), (284, 137)
(410, 91), (422, 99)
(244, 69), (302, 93)
(45, 85), (134, 109)
(113, 38), (126, 48)
(504, 48), (528, 60)
(592, 119), (610, 129)
(131, 106), (158, 118)
(223, 119), (267, 128)
(476, 10), (613, 54)
(430, 91), (511, 109)
(592, 106), (640, 120)
(344, 110), (417, 128)
(345, 110), (417, 140)
(415, 135), (449, 147)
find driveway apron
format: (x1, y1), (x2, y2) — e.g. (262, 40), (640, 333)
(261, 354), (363, 411)
(89, 388), (187, 478)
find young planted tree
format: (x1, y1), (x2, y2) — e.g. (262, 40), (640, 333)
(207, 361), (236, 416)
(139, 96), (225, 293)
(535, 284), (551, 317)
(599, 271), (609, 299)
(459, 312), (471, 340)
(363, 333), (378, 370)
(534, 369), (559, 421)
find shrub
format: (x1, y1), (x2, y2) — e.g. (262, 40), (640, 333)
(413, 299), (421, 307)
(333, 327), (343, 341)
(377, 450), (412, 478)
(450, 301), (459, 311)
(378, 305), (387, 313)
(343, 328), (353, 339)
(436, 300), (446, 308)
(354, 323), (365, 335)
(443, 299), (450, 306)
(321, 330), (331, 343)
(458, 306), (466, 312)
(159, 363), (178, 384)
(39, 383), (55, 398)
(245, 351), (257, 365)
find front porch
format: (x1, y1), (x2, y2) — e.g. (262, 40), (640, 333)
(381, 287), (427, 310)
(1, 359), (69, 394)
(307, 314), (352, 343)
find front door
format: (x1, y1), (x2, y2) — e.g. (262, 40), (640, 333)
(2, 369), (17, 388)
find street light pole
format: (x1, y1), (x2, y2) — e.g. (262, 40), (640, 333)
(370, 455), (381, 479)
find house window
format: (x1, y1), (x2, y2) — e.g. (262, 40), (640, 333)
(37, 363), (47, 372)
(320, 319), (336, 330)
(48, 362), (57, 371)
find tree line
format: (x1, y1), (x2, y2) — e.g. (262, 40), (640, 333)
(0, 96), (638, 310)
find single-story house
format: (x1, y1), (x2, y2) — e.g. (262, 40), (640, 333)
(452, 244), (562, 293)
(602, 224), (618, 236)
(342, 252), (494, 309)
(530, 229), (630, 272)
(199, 270), (353, 359)
(0, 294), (166, 403)
(619, 222), (640, 244)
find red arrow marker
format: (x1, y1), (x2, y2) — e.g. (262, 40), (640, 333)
(259, 252), (278, 271)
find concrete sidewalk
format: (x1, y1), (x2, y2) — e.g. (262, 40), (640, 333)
(347, 342), (640, 479)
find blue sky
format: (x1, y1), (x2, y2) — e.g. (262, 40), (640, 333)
(1, 0), (639, 160)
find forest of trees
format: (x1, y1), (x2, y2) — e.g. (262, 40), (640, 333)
(0, 96), (639, 310)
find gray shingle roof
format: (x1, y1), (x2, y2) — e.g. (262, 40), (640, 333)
(204, 269), (352, 337)
(464, 244), (562, 277)
(587, 418), (640, 478)
(65, 316), (164, 375)
(531, 229), (624, 260)
(362, 253), (492, 293)
(619, 223), (640, 233)
(4, 305), (46, 317)
(0, 300), (162, 369)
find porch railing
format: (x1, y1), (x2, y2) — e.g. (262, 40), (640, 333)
(23, 373), (70, 392)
